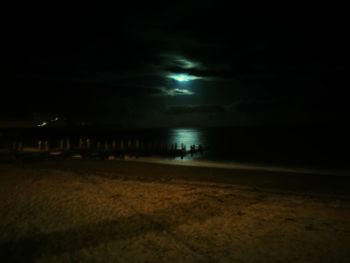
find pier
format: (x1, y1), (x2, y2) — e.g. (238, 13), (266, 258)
(3, 137), (206, 161)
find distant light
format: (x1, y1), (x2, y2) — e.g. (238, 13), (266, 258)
(37, 122), (47, 127)
(168, 73), (200, 82)
(51, 117), (59, 122)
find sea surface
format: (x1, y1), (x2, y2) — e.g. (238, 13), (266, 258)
(1, 126), (349, 169)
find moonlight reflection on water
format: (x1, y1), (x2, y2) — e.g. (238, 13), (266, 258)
(169, 128), (204, 147)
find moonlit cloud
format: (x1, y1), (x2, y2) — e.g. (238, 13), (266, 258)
(175, 58), (200, 69)
(151, 87), (195, 96)
(161, 54), (203, 70)
(166, 88), (194, 96)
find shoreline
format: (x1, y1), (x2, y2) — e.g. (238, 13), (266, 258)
(4, 147), (350, 176)
(132, 156), (350, 176)
(8, 158), (350, 197)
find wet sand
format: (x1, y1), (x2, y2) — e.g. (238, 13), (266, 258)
(20, 159), (350, 196)
(1, 160), (350, 262)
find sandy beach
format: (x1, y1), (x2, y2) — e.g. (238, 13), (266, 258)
(1, 160), (350, 262)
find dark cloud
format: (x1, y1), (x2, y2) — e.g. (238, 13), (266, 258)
(165, 105), (227, 115)
(231, 99), (294, 113)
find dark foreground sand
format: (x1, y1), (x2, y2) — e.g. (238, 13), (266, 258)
(1, 160), (350, 262)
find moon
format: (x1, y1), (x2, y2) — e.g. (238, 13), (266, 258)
(168, 73), (200, 82)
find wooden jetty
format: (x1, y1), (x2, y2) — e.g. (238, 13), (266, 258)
(4, 138), (206, 161)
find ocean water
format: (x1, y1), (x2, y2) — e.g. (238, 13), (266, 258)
(1, 126), (349, 168)
(162, 127), (349, 168)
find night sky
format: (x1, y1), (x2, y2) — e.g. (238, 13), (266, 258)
(1, 1), (349, 127)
